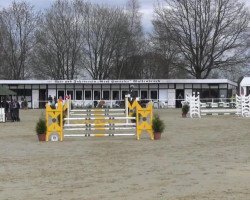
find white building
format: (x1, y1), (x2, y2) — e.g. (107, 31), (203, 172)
(0, 79), (237, 108)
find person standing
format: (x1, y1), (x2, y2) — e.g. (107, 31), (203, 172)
(48, 95), (53, 103)
(9, 100), (15, 122)
(15, 100), (20, 121)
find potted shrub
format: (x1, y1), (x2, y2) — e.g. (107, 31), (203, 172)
(182, 103), (190, 118)
(36, 117), (47, 141)
(152, 114), (165, 140)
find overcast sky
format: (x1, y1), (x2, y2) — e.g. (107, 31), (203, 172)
(0, 0), (249, 33)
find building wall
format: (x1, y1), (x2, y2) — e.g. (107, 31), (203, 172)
(0, 80), (237, 108)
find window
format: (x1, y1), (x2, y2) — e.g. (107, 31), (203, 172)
(112, 91), (120, 100)
(76, 90), (83, 100)
(193, 84), (201, 89)
(58, 90), (65, 99)
(176, 84), (184, 89)
(150, 91), (158, 100)
(103, 91), (110, 100)
(141, 91), (148, 99)
(85, 90), (92, 100)
(66, 90), (74, 99)
(122, 91), (129, 99)
(94, 91), (100, 100)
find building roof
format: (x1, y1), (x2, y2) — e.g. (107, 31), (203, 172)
(0, 79), (237, 86)
(240, 77), (250, 87)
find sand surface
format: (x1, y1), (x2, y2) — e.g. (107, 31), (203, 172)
(0, 109), (250, 200)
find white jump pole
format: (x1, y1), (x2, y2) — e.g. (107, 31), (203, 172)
(64, 127), (136, 131)
(125, 94), (130, 124)
(64, 123), (136, 127)
(64, 116), (136, 120)
(67, 99), (70, 124)
(64, 133), (135, 137)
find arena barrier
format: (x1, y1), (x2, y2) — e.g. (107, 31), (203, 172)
(187, 93), (250, 118)
(45, 96), (154, 141)
(0, 108), (5, 123)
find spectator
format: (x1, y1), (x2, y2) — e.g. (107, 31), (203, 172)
(97, 99), (106, 108)
(48, 95), (53, 103)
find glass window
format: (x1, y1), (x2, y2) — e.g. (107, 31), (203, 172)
(133, 90), (139, 97)
(76, 90), (83, 100)
(48, 84), (56, 89)
(102, 84), (110, 89)
(210, 89), (219, 98)
(159, 84), (168, 89)
(176, 84), (184, 89)
(121, 85), (129, 89)
(66, 84), (74, 89)
(150, 91), (158, 100)
(57, 84), (65, 89)
(149, 84), (158, 89)
(111, 84), (120, 89)
(193, 84), (201, 89)
(66, 90), (74, 99)
(103, 91), (110, 100)
(169, 84), (174, 89)
(39, 85), (46, 89)
(112, 91), (120, 100)
(219, 84), (227, 89)
(185, 84), (192, 89)
(9, 85), (18, 89)
(75, 84), (83, 89)
(201, 89), (209, 99)
(219, 90), (227, 98)
(94, 91), (100, 100)
(141, 91), (148, 99)
(58, 90), (65, 99)
(84, 84), (92, 89)
(122, 91), (129, 99)
(210, 84), (218, 89)
(85, 90), (92, 100)
(202, 84), (209, 89)
(140, 84), (148, 89)
(93, 84), (101, 89)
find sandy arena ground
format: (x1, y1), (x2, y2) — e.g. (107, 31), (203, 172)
(0, 109), (250, 200)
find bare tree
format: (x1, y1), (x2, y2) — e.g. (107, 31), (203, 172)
(77, 2), (130, 79)
(0, 1), (38, 79)
(32, 0), (82, 79)
(149, 19), (187, 79)
(111, 0), (145, 79)
(154, 0), (249, 79)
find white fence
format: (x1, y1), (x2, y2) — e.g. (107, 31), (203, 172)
(27, 97), (239, 109)
(0, 108), (5, 122)
(186, 93), (250, 118)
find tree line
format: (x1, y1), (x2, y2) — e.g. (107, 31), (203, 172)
(0, 0), (249, 80)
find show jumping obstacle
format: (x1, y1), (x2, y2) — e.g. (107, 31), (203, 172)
(0, 108), (5, 123)
(45, 96), (154, 141)
(187, 93), (250, 118)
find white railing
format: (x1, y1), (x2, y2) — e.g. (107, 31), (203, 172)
(28, 97), (238, 109)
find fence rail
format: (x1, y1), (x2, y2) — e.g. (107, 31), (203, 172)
(26, 97), (236, 109)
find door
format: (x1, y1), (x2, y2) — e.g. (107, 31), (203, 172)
(168, 89), (176, 108)
(32, 90), (39, 109)
(176, 89), (184, 108)
(39, 89), (46, 108)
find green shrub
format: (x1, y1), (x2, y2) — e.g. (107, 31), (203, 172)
(152, 114), (165, 133)
(36, 118), (47, 135)
(182, 104), (190, 114)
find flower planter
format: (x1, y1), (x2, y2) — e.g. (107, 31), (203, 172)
(154, 132), (161, 140)
(182, 113), (187, 118)
(37, 133), (46, 141)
